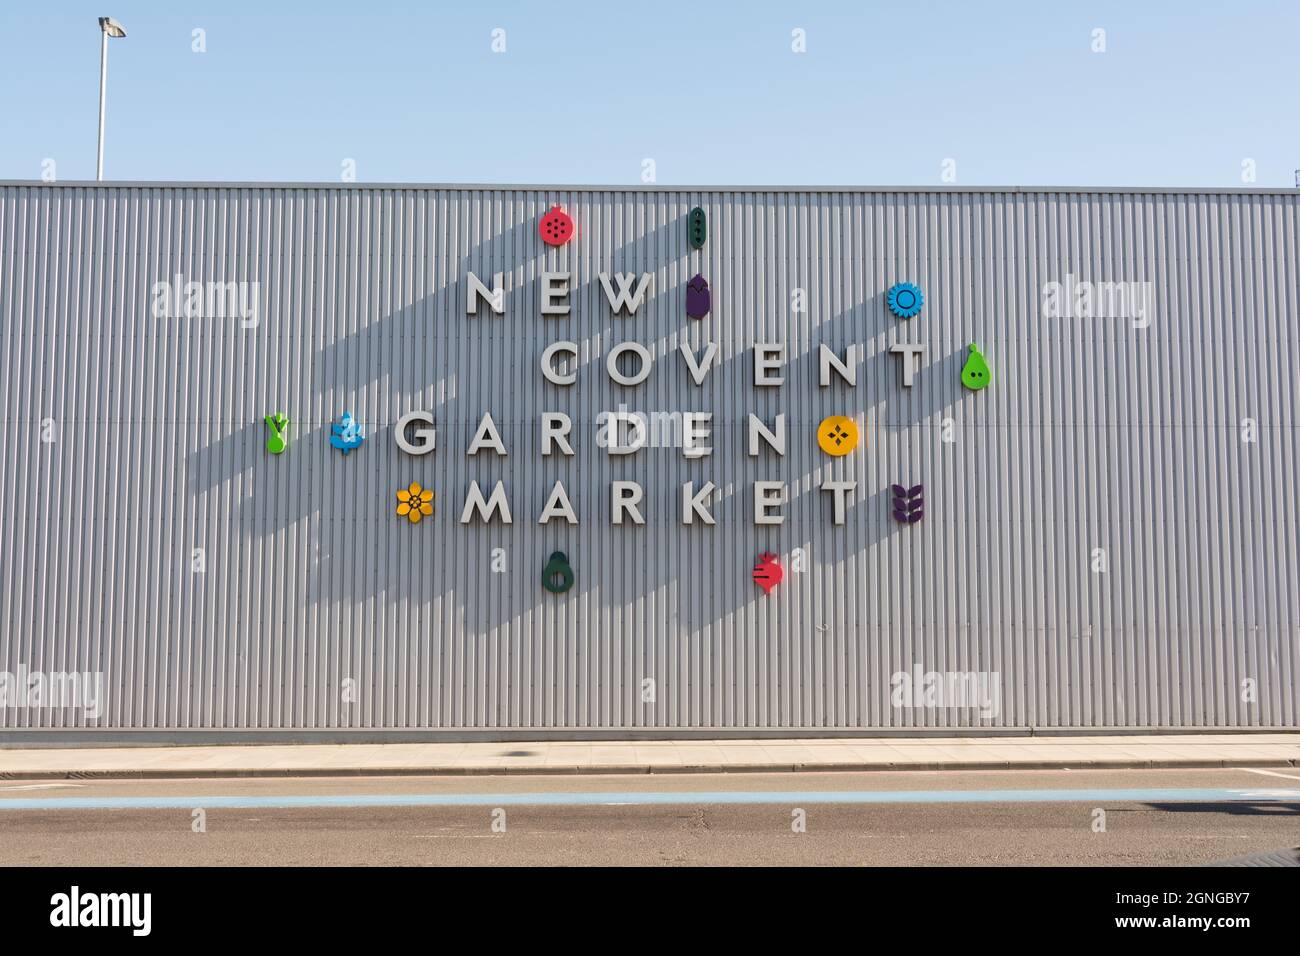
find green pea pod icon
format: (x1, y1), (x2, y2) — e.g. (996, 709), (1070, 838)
(961, 344), (991, 391)
(541, 551), (575, 594)
(688, 206), (707, 250)
(265, 412), (290, 454)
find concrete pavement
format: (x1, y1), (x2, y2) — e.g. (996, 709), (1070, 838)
(0, 733), (1298, 779)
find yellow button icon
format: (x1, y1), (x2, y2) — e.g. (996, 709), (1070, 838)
(817, 416), (860, 456)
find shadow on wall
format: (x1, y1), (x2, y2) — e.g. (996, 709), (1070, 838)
(185, 205), (973, 639)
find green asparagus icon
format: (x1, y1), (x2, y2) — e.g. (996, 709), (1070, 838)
(264, 412), (290, 454)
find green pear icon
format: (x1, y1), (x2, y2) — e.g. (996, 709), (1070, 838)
(961, 344), (991, 391)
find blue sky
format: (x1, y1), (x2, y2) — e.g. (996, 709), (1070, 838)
(1, 1), (1296, 186)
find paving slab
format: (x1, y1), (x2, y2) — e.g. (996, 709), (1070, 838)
(0, 734), (1297, 779)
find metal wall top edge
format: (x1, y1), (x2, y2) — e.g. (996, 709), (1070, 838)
(1, 180), (1298, 197)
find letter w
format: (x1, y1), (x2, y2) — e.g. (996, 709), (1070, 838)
(599, 272), (653, 314)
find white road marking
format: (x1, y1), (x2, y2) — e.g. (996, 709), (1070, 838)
(1236, 767), (1300, 782)
(0, 783), (85, 791)
(414, 834), (498, 839)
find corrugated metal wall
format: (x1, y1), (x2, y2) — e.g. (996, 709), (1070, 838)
(0, 183), (1296, 734)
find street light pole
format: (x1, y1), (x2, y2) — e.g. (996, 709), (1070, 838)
(96, 17), (126, 181)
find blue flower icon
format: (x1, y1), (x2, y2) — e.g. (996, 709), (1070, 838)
(887, 282), (924, 318)
(329, 412), (364, 455)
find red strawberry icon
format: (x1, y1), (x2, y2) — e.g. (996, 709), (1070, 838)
(752, 552), (783, 595)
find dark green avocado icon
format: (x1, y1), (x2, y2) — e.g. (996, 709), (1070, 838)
(541, 551), (575, 594)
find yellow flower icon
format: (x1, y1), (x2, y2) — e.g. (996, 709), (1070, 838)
(396, 482), (435, 524)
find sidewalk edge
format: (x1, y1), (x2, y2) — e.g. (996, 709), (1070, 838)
(1, 756), (1296, 781)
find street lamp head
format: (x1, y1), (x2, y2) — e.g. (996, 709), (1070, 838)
(98, 17), (126, 38)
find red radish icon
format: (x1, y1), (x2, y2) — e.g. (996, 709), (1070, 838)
(752, 552), (783, 595)
(539, 205), (574, 246)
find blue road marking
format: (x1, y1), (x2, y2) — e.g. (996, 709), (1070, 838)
(0, 787), (1296, 810)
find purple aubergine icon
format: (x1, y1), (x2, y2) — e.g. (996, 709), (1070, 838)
(685, 274), (711, 319)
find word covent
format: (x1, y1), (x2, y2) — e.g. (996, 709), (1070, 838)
(272, 206), (991, 527)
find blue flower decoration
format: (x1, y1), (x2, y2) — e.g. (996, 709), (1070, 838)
(329, 411), (365, 455)
(887, 282), (924, 318)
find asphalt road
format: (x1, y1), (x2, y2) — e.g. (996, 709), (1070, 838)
(1, 767), (1297, 866)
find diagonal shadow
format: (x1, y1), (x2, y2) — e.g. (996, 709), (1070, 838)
(185, 200), (968, 640)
